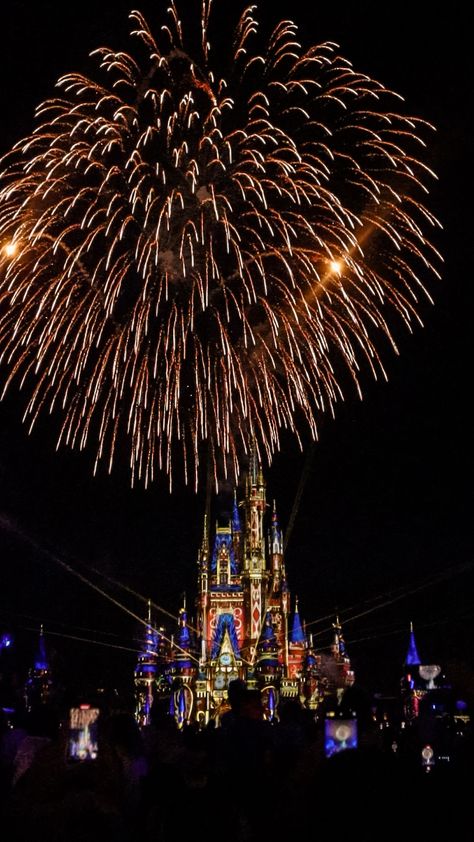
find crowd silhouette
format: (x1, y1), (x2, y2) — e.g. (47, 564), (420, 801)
(0, 680), (471, 841)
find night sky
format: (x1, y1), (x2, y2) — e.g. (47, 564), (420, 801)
(0, 1), (471, 697)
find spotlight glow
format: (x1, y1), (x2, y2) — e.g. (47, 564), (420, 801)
(329, 260), (342, 275)
(3, 242), (17, 258)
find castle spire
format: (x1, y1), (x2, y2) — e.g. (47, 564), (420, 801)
(198, 512), (210, 665)
(199, 513), (209, 564)
(244, 442), (266, 560)
(232, 489), (241, 535)
(242, 444), (267, 648)
(249, 439), (258, 488)
(271, 499), (284, 556)
(290, 597), (305, 644)
(35, 624), (49, 671)
(405, 621), (421, 666)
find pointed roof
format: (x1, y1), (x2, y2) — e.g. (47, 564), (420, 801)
(290, 598), (305, 644)
(260, 610), (277, 648)
(34, 626), (49, 671)
(210, 613), (241, 660)
(232, 489), (242, 534)
(138, 600), (158, 658)
(173, 606), (195, 672)
(405, 621), (421, 666)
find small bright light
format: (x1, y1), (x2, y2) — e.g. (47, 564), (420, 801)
(329, 260), (342, 274)
(421, 745), (434, 761)
(4, 242), (18, 258)
(1, 634), (13, 650)
(335, 724), (352, 741)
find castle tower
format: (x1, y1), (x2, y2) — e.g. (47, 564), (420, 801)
(401, 621), (424, 720)
(256, 610), (282, 720)
(287, 597), (306, 680)
(202, 516), (245, 707)
(266, 501), (288, 669)
(242, 450), (269, 659)
(171, 600), (197, 727)
(302, 634), (322, 710)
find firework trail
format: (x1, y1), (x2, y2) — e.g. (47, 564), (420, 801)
(0, 2), (441, 487)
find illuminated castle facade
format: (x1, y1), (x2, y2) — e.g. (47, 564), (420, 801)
(135, 457), (354, 726)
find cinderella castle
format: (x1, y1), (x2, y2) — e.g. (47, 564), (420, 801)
(134, 455), (354, 726)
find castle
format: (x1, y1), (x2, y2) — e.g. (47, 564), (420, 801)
(135, 456), (354, 726)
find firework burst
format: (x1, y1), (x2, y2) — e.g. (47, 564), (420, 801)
(0, 2), (441, 487)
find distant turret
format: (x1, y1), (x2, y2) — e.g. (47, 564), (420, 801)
(171, 600), (197, 728)
(256, 611), (280, 676)
(135, 601), (159, 727)
(256, 610), (281, 720)
(326, 617), (355, 694)
(287, 598), (306, 680)
(25, 626), (52, 711)
(405, 621), (421, 666)
(331, 616), (346, 659)
(176, 602), (192, 658)
(290, 598), (305, 645)
(401, 621), (424, 721)
(303, 634), (322, 710)
(269, 500), (284, 592)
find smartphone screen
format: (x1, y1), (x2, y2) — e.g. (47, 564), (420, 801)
(67, 706), (100, 762)
(324, 717), (358, 758)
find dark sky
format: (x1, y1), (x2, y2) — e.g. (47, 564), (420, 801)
(0, 1), (471, 696)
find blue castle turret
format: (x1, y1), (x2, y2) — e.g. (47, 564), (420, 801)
(135, 600), (159, 726)
(170, 599), (198, 728)
(405, 621), (421, 666)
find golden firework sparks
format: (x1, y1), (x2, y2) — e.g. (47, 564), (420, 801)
(0, 1), (441, 488)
